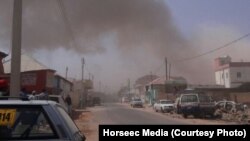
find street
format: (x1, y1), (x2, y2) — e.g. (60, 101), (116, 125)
(74, 103), (234, 141)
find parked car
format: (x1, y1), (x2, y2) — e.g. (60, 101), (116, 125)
(92, 97), (101, 106)
(179, 93), (215, 118)
(130, 97), (143, 108)
(153, 99), (174, 113)
(215, 100), (247, 113)
(0, 98), (85, 141)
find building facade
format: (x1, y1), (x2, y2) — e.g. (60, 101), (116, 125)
(215, 56), (250, 88)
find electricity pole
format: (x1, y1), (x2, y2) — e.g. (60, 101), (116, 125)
(80, 57), (84, 108)
(165, 57), (168, 81)
(65, 66), (68, 79)
(10, 0), (22, 96)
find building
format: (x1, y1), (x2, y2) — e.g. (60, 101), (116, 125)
(134, 75), (159, 102)
(53, 74), (73, 97)
(3, 53), (56, 94)
(71, 79), (93, 108)
(215, 56), (250, 88)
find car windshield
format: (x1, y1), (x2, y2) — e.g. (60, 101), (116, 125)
(0, 105), (58, 140)
(181, 95), (198, 103)
(133, 99), (141, 101)
(161, 100), (173, 104)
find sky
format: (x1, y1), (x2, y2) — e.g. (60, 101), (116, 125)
(1, 0), (250, 93)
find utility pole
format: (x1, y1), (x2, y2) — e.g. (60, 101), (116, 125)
(10, 0), (22, 96)
(65, 66), (68, 79)
(82, 57), (84, 81)
(80, 57), (84, 108)
(165, 57), (168, 81)
(128, 78), (130, 98)
(169, 63), (171, 80)
(99, 81), (101, 92)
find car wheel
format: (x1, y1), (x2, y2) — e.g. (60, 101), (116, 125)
(183, 114), (188, 118)
(193, 114), (200, 118)
(161, 108), (165, 113)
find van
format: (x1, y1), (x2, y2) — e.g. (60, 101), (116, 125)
(179, 93), (215, 118)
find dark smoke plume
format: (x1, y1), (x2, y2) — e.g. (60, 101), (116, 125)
(0, 0), (210, 84)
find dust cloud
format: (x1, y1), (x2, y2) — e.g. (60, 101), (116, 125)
(1, 0), (247, 90)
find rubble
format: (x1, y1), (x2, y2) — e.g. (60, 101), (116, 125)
(214, 108), (249, 123)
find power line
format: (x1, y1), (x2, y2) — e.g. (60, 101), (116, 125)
(152, 32), (250, 75)
(56, 0), (78, 50)
(174, 33), (250, 63)
(56, 0), (94, 80)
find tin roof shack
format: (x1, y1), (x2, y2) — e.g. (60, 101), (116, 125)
(3, 54), (56, 94)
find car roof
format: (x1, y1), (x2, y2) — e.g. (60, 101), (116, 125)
(48, 95), (62, 97)
(0, 100), (57, 106)
(160, 99), (172, 102)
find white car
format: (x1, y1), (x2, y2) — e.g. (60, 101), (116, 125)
(130, 98), (143, 108)
(153, 99), (174, 113)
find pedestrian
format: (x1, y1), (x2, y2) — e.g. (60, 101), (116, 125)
(65, 94), (72, 116)
(29, 90), (37, 100)
(20, 87), (28, 99)
(38, 89), (48, 100)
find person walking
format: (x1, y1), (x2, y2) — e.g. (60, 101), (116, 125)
(65, 94), (72, 117)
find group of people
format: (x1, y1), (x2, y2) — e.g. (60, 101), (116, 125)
(19, 87), (73, 116)
(20, 88), (48, 100)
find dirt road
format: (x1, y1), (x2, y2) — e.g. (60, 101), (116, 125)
(73, 103), (246, 141)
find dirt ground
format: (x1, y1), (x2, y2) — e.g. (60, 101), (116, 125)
(72, 104), (249, 141)
(73, 110), (98, 141)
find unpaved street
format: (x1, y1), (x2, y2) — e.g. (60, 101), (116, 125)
(74, 103), (239, 141)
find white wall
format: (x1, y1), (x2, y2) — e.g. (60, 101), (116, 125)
(215, 66), (250, 88)
(215, 69), (229, 87)
(230, 67), (250, 87)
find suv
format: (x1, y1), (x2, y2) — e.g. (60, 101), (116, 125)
(179, 93), (215, 118)
(0, 98), (85, 141)
(130, 98), (143, 108)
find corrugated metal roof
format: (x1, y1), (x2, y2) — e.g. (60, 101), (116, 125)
(3, 53), (54, 73)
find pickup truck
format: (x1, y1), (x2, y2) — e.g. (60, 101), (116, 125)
(178, 93), (215, 118)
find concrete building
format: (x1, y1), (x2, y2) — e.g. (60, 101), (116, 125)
(215, 56), (250, 88)
(53, 74), (73, 97)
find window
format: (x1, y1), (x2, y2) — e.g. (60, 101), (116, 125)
(181, 95), (198, 103)
(237, 72), (242, 78)
(199, 95), (211, 102)
(0, 106), (58, 140)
